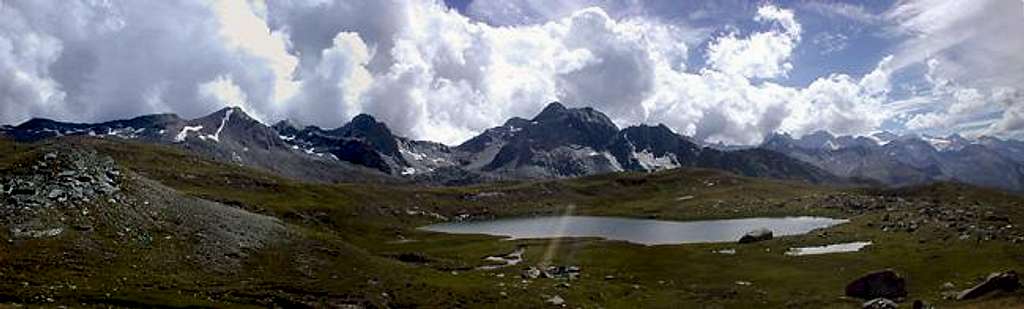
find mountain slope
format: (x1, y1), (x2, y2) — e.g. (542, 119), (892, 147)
(1, 108), (396, 184)
(763, 130), (1024, 191)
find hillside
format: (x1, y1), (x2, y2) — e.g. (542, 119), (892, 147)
(2, 137), (1022, 307)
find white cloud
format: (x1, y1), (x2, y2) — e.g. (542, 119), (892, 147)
(0, 0), (309, 125)
(0, 0), (942, 147)
(901, 59), (1006, 135)
(0, 2), (68, 124)
(811, 32), (849, 55)
(885, 0), (1024, 87)
(286, 32), (373, 127)
(705, 5), (801, 79)
(803, 2), (879, 25)
(212, 0), (299, 105)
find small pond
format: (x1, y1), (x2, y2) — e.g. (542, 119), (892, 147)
(420, 215), (848, 246)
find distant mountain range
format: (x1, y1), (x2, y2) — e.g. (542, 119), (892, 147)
(0, 102), (840, 186)
(9, 102), (1024, 191)
(762, 130), (1024, 191)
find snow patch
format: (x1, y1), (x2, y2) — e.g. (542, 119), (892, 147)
(478, 248), (525, 270)
(824, 140), (839, 151)
(401, 167), (417, 176)
(714, 248), (736, 255)
(175, 126), (204, 142)
(785, 241), (872, 256)
(200, 108), (233, 142)
(633, 150), (678, 171)
(401, 148), (426, 161)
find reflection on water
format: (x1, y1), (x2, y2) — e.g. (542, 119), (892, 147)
(420, 215), (848, 246)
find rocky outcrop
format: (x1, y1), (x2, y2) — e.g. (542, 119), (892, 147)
(845, 269), (908, 300)
(1, 147), (286, 272)
(2, 148), (123, 238)
(956, 270), (1020, 300)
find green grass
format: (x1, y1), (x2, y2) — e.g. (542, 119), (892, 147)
(1, 137), (1023, 307)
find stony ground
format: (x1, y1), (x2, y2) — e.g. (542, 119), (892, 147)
(1, 138), (1022, 308)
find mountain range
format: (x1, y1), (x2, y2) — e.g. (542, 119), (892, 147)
(0, 102), (840, 186)
(762, 130), (1024, 191)
(7, 102), (1024, 191)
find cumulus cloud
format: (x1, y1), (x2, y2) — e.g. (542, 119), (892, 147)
(0, 0), (301, 125)
(0, 0), (967, 146)
(285, 32), (373, 127)
(705, 5), (801, 79)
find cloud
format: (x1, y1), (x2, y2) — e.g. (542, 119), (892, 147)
(0, 0), (302, 125)
(0, 1), (68, 124)
(285, 32), (374, 127)
(705, 5), (801, 79)
(811, 32), (849, 55)
(0, 0), (934, 146)
(885, 0), (1024, 87)
(900, 59), (1007, 136)
(802, 2), (880, 25)
(985, 88), (1024, 135)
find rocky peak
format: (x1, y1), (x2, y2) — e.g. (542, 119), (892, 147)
(761, 132), (796, 148)
(871, 131), (899, 143)
(271, 119), (301, 136)
(341, 114), (385, 132)
(617, 124), (685, 150)
(797, 130), (837, 149)
(522, 102), (619, 150)
(119, 113), (182, 128)
(333, 114), (400, 157)
(503, 117), (531, 129)
(533, 102), (569, 121)
(610, 124), (701, 171)
(16, 118), (84, 131)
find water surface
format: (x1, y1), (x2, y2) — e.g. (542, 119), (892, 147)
(420, 216), (848, 245)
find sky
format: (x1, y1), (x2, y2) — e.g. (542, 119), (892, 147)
(1, 0), (1022, 145)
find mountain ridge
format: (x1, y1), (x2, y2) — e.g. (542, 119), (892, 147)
(762, 130), (1024, 191)
(0, 103), (861, 186)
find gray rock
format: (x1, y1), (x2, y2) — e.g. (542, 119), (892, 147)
(738, 228), (773, 244)
(523, 267), (542, 279)
(845, 269), (907, 300)
(956, 270), (1020, 300)
(912, 300), (931, 309)
(545, 295), (564, 306)
(863, 298), (897, 309)
(47, 189), (64, 199)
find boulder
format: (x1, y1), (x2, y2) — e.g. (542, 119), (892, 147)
(845, 269), (907, 300)
(863, 298), (897, 309)
(522, 267), (542, 279)
(912, 300), (931, 309)
(546, 295), (565, 306)
(956, 270), (1020, 300)
(738, 228), (773, 244)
